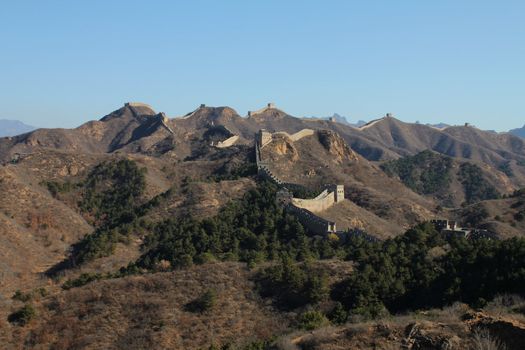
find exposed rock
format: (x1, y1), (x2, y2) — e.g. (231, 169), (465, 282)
(317, 130), (359, 163)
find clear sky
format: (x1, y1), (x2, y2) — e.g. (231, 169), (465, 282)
(0, 0), (524, 131)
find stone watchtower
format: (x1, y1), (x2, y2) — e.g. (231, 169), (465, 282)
(159, 112), (169, 124)
(276, 188), (292, 206)
(258, 129), (272, 148)
(328, 184), (345, 203)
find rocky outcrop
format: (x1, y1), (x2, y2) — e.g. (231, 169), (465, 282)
(318, 130), (359, 163)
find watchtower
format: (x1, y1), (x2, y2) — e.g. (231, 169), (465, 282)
(328, 184), (345, 203)
(258, 129), (272, 148)
(159, 112), (169, 124)
(276, 188), (292, 206)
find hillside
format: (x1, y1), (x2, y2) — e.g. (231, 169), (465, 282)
(2, 263), (289, 349)
(2, 228), (525, 349)
(449, 189), (525, 238)
(381, 150), (513, 207)
(1, 102), (525, 349)
(260, 129), (436, 237)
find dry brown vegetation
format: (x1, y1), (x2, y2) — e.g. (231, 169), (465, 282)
(3, 263), (289, 350)
(277, 302), (525, 350)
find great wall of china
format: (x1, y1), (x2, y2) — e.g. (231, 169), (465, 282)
(254, 124), (378, 241)
(247, 102), (277, 117)
(255, 128), (342, 235)
(125, 102), (175, 135)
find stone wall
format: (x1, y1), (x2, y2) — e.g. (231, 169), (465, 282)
(181, 104), (206, 119)
(292, 190), (335, 213)
(272, 129), (315, 142)
(255, 129), (347, 236)
(289, 129), (315, 141)
(286, 204), (336, 235)
(157, 113), (174, 135)
(216, 135), (239, 148)
(248, 103), (277, 117)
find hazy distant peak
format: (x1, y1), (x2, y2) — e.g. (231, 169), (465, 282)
(0, 119), (36, 137)
(509, 124), (525, 139)
(327, 113), (350, 125)
(426, 122), (450, 130)
(302, 113), (366, 127)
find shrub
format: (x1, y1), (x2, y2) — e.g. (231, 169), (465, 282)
(498, 161), (514, 177)
(297, 310), (329, 330)
(328, 302), (348, 325)
(257, 257), (329, 309)
(41, 180), (74, 198)
(472, 328), (507, 350)
(62, 272), (103, 290)
(185, 289), (217, 313)
(459, 163), (499, 204)
(12, 290), (31, 302)
(194, 252), (217, 264)
(462, 205), (490, 227)
(8, 304), (36, 326)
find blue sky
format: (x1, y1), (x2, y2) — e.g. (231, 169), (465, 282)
(0, 1), (524, 131)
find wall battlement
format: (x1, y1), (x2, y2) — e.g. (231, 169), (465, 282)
(216, 135), (239, 148)
(247, 102), (278, 117)
(292, 189), (334, 213)
(286, 204), (336, 235)
(181, 104), (207, 119)
(157, 113), (174, 135)
(256, 129), (314, 150)
(125, 102), (154, 110)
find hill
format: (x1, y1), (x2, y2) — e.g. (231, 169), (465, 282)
(380, 150), (511, 207)
(259, 129), (435, 237)
(1, 102), (525, 349)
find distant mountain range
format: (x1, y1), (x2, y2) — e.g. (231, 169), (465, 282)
(510, 125), (525, 139)
(0, 119), (36, 137)
(426, 122), (450, 129)
(303, 113), (366, 127)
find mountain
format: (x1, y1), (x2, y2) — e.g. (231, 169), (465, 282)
(427, 122), (450, 129)
(2, 102), (525, 349)
(302, 113), (367, 127)
(0, 119), (36, 137)
(510, 124), (525, 138)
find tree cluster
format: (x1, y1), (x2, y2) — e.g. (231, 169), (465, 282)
(381, 150), (453, 195)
